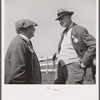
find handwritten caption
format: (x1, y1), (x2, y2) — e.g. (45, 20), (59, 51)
(47, 87), (60, 92)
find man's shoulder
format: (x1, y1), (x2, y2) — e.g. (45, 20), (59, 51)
(73, 23), (87, 33)
(74, 23), (85, 30)
(10, 35), (27, 48)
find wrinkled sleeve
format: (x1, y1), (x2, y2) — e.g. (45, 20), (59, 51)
(9, 43), (26, 84)
(82, 29), (96, 66)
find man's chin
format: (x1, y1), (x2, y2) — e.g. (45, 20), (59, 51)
(62, 25), (66, 27)
(61, 24), (66, 27)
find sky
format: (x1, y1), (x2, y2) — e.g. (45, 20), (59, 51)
(5, 0), (96, 58)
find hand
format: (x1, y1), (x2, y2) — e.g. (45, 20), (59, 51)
(93, 59), (96, 66)
(52, 53), (57, 61)
(81, 62), (86, 68)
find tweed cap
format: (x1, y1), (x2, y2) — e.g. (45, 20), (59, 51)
(15, 19), (38, 30)
(56, 9), (74, 20)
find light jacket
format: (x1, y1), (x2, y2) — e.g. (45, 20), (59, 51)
(58, 23), (96, 81)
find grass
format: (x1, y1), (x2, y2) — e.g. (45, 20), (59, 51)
(41, 72), (55, 84)
(40, 61), (57, 84)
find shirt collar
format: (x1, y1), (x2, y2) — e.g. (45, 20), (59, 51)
(19, 34), (30, 42)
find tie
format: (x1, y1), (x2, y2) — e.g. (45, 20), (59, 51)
(66, 28), (68, 32)
(29, 41), (33, 50)
(64, 28), (68, 35)
(29, 41), (32, 46)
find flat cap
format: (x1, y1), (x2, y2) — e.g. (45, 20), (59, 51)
(15, 19), (38, 30)
(56, 9), (74, 20)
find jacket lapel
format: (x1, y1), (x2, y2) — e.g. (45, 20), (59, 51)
(18, 35), (34, 53)
(71, 24), (80, 57)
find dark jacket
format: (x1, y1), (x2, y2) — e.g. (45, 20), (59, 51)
(5, 35), (41, 84)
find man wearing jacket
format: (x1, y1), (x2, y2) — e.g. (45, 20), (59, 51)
(5, 19), (41, 84)
(54, 9), (96, 84)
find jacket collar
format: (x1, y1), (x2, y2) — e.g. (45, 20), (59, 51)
(19, 34), (30, 42)
(17, 35), (34, 53)
(67, 22), (73, 30)
(17, 35), (30, 45)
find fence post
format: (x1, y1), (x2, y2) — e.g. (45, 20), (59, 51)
(46, 57), (48, 74)
(55, 63), (57, 79)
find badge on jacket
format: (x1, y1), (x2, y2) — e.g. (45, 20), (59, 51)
(72, 35), (79, 43)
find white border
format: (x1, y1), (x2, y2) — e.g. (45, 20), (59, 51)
(1, 0), (99, 100)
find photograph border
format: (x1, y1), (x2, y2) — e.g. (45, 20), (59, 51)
(1, 0), (99, 100)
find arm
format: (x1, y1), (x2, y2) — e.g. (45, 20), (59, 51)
(9, 42), (26, 84)
(81, 29), (96, 67)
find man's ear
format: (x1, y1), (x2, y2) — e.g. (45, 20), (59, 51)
(26, 27), (31, 32)
(68, 15), (71, 19)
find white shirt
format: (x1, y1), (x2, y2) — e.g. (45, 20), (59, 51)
(58, 28), (79, 65)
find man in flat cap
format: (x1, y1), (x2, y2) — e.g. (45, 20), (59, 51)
(5, 19), (41, 84)
(54, 9), (96, 84)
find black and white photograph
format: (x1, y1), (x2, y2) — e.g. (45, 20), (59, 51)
(2, 0), (99, 100)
